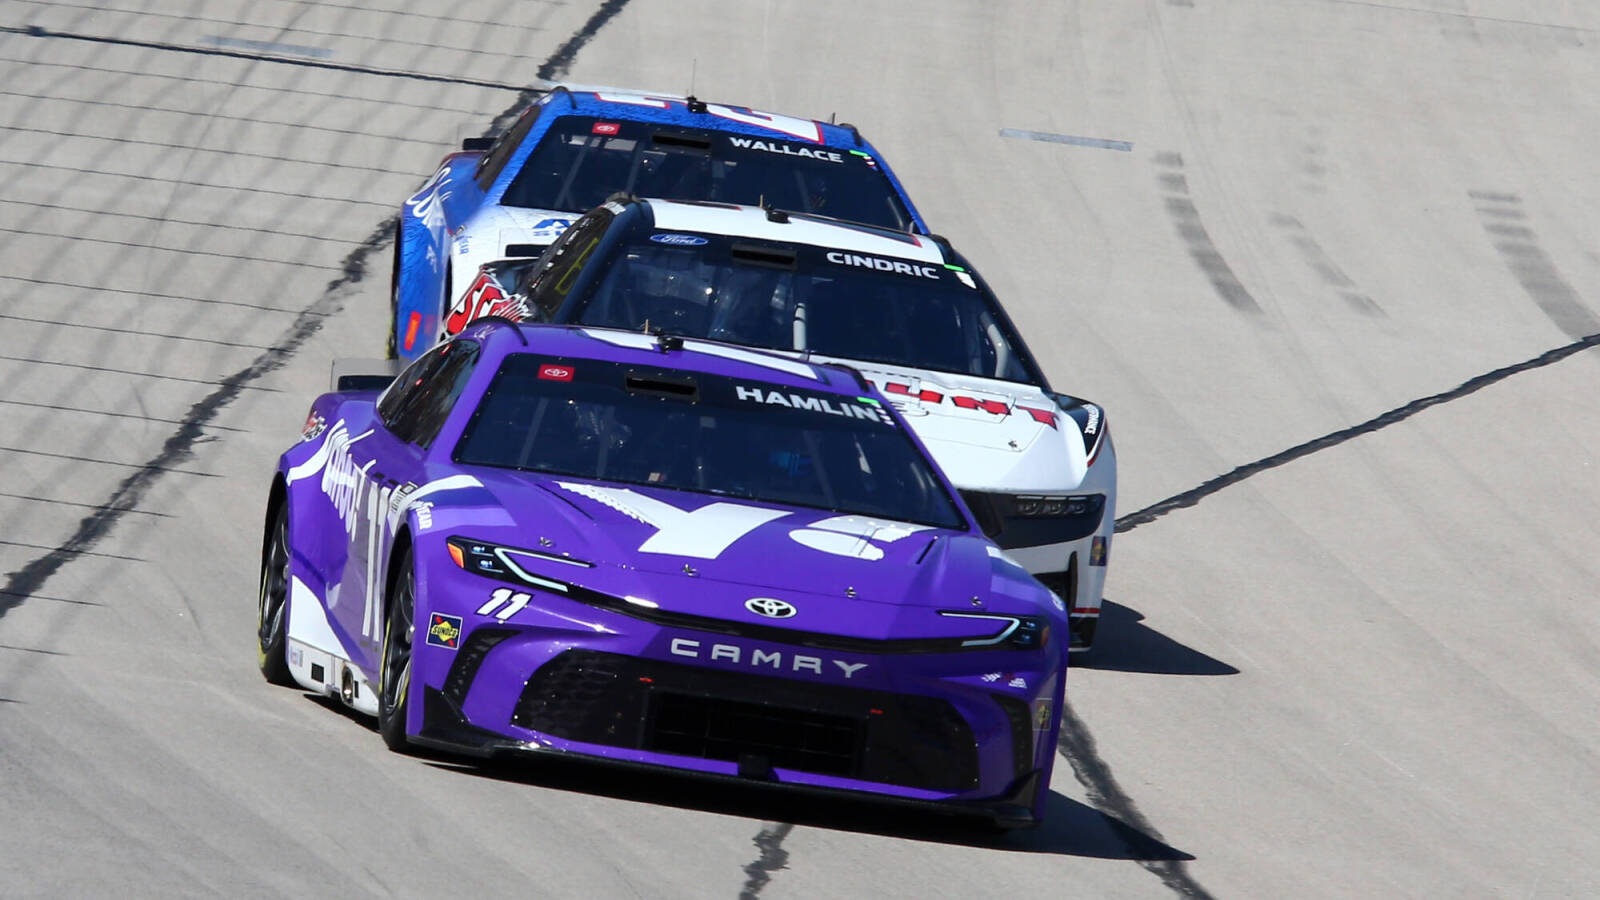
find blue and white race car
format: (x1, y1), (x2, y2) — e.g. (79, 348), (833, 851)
(393, 86), (928, 358)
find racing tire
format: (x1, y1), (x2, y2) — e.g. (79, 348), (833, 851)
(256, 503), (295, 686)
(378, 550), (417, 752)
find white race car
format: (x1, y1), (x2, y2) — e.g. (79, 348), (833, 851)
(448, 198), (1116, 651)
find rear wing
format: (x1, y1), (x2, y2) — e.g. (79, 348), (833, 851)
(330, 358), (403, 393)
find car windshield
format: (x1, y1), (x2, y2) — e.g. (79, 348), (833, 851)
(569, 229), (1040, 383)
(501, 116), (914, 232)
(454, 355), (965, 529)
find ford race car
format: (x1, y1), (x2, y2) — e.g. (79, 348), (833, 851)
(258, 320), (1067, 828)
(441, 198), (1117, 651)
(394, 86), (928, 359)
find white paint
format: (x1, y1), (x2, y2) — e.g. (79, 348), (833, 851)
(647, 200), (942, 263)
(557, 482), (789, 559)
(577, 328), (824, 381)
(787, 514), (930, 560)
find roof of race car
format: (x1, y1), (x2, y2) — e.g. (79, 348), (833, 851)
(539, 87), (870, 150)
(461, 321), (864, 391)
(642, 199), (947, 263)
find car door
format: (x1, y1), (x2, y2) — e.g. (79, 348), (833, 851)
(334, 341), (482, 670)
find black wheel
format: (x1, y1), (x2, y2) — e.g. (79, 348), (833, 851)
(378, 550), (417, 752)
(257, 503), (294, 685)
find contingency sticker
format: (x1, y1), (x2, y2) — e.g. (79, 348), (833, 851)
(426, 613), (462, 649)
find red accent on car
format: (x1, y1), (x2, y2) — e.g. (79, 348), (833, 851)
(883, 382), (944, 404)
(539, 364), (574, 382)
(1070, 607), (1099, 616)
(592, 122), (620, 135)
(950, 395), (1010, 416)
(404, 312), (422, 351)
(1017, 406), (1059, 429)
(446, 272), (507, 336)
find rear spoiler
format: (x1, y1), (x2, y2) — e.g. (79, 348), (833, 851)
(330, 358), (403, 393)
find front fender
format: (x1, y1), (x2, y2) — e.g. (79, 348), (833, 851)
(396, 152), (487, 359)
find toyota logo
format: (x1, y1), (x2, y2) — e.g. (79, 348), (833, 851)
(745, 597), (796, 619)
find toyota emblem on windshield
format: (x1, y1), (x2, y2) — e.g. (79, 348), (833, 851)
(745, 597), (796, 619)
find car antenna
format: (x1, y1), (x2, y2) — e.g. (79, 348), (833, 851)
(649, 326), (684, 352)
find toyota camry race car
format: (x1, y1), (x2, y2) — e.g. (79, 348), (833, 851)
(393, 86), (928, 358)
(440, 198), (1117, 650)
(258, 320), (1067, 828)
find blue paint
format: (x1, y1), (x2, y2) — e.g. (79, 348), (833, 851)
(999, 128), (1132, 152)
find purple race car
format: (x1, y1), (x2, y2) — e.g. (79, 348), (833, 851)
(258, 320), (1066, 827)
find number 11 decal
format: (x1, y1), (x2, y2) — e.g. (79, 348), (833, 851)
(477, 587), (532, 621)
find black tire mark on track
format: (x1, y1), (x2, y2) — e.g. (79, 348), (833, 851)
(1473, 193), (1600, 340)
(3, 123), (422, 177)
(0, 224), (342, 271)
(1, 24), (534, 92)
(737, 822), (794, 900)
(0, 87), (449, 148)
(0, 446), (216, 476)
(10, 0), (562, 32)
(0, 590), (100, 607)
(0, 0), (635, 607)
(0, 539), (141, 562)
(11, 0), (562, 64)
(1154, 153), (1261, 314)
(0, 274), (329, 316)
(6, 58), (491, 117)
(0, 399), (245, 432)
(0, 644), (67, 656)
(536, 0), (633, 82)
(0, 159), (392, 210)
(2, 196), (366, 245)
(0, 355), (281, 390)
(1322, 0), (1600, 33)
(1116, 331), (1600, 533)
(1056, 702), (1216, 898)
(0, 314), (274, 350)
(1270, 213), (1382, 314)
(0, 492), (170, 518)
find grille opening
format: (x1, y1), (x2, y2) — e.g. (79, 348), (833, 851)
(993, 694), (1034, 779)
(647, 693), (860, 777)
(625, 373), (699, 400)
(650, 131), (713, 153)
(443, 628), (517, 707)
(730, 243), (798, 271)
(512, 650), (978, 791)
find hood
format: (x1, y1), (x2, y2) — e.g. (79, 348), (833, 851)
(421, 469), (1053, 641)
(451, 205), (577, 294)
(816, 361), (1094, 494)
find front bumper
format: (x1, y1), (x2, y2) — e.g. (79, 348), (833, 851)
(958, 489), (1113, 652)
(408, 603), (1063, 818)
